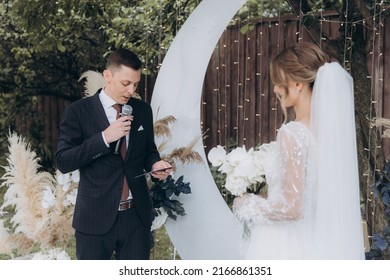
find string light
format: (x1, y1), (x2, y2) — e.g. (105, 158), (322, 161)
(222, 21), (228, 147)
(242, 0), (251, 146)
(256, 0), (265, 143)
(342, 0), (350, 70)
(297, 0), (303, 41)
(216, 39), (222, 144)
(366, 0), (386, 236)
(203, 1), (388, 191)
(274, 0), (283, 136)
(235, 15), (241, 145)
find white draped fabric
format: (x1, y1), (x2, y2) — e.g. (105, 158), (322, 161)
(310, 62), (365, 259)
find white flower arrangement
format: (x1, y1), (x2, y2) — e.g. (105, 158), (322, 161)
(207, 142), (276, 196)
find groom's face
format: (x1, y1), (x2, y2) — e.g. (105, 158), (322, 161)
(103, 65), (141, 105)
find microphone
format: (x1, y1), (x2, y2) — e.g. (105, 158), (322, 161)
(114, 104), (133, 154)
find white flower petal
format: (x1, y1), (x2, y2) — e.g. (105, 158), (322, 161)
(207, 145), (227, 166)
(226, 146), (252, 167)
(151, 207), (169, 231)
(225, 175), (249, 196)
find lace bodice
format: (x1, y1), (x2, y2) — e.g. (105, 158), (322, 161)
(233, 121), (315, 226)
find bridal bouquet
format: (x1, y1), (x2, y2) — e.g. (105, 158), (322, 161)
(207, 142), (276, 196)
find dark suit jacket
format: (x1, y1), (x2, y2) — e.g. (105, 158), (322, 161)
(55, 91), (160, 235)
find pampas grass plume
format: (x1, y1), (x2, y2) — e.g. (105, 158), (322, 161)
(154, 116), (177, 138)
(1, 133), (53, 242)
(78, 70), (106, 97)
(0, 133), (75, 256)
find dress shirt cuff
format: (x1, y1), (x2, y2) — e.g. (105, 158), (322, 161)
(101, 132), (109, 147)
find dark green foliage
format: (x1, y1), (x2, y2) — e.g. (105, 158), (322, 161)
(150, 175), (191, 221)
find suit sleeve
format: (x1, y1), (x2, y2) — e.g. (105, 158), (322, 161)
(55, 103), (111, 173)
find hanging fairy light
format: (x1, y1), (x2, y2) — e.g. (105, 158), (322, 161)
(297, 0), (303, 41)
(365, 0), (385, 235)
(241, 1), (251, 145)
(216, 45), (222, 144)
(234, 17), (241, 145)
(157, 1), (164, 70)
(342, 0), (351, 71)
(223, 39), (228, 147)
(319, 0), (325, 47)
(256, 0), (266, 144)
(273, 0), (283, 137)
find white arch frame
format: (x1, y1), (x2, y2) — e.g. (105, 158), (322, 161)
(151, 0), (247, 259)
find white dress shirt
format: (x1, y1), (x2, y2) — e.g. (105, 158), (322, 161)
(99, 89), (132, 200)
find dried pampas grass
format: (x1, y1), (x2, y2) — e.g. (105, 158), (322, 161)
(154, 117), (205, 166)
(0, 133), (53, 242)
(154, 116), (177, 138)
(0, 222), (12, 255)
(39, 172), (76, 247)
(78, 70), (106, 97)
(166, 135), (204, 165)
(169, 148), (203, 164)
(0, 132), (76, 257)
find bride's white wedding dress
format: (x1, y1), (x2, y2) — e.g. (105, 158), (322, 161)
(234, 121), (316, 259)
(233, 63), (365, 260)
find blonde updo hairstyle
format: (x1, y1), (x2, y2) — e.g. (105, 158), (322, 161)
(270, 42), (331, 121)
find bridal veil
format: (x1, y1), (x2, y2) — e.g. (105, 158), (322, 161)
(309, 62), (365, 259)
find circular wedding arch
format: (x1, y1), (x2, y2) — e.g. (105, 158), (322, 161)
(151, 0), (247, 259)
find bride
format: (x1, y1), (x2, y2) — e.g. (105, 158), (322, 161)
(233, 42), (365, 259)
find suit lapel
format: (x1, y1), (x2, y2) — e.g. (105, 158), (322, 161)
(86, 90), (110, 132)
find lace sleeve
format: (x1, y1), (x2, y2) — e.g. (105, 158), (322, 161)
(233, 123), (310, 225)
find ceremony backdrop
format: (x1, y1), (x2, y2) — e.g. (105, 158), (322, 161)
(14, 12), (390, 160)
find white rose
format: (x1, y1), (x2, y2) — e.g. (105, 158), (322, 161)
(218, 161), (234, 175)
(207, 145), (227, 167)
(225, 146), (252, 168)
(225, 175), (249, 196)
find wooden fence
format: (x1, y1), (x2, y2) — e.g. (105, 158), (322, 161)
(201, 13), (390, 158)
(15, 12), (390, 160)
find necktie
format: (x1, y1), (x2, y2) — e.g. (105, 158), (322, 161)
(113, 104), (130, 201)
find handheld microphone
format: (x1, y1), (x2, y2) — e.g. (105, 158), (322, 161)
(114, 104), (133, 154)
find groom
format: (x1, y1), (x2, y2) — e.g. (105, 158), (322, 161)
(55, 48), (172, 259)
